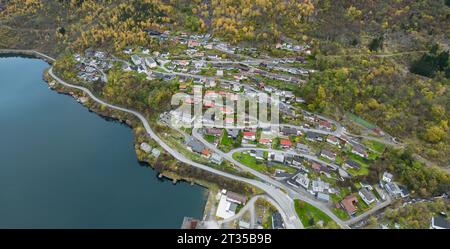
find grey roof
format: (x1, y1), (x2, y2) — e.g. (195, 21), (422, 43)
(345, 160), (361, 169)
(226, 128), (239, 138)
(296, 143), (309, 150)
(271, 211), (284, 229)
(432, 215), (450, 229)
(186, 136), (205, 153)
(321, 149), (336, 158)
(306, 131), (323, 140)
(281, 126), (297, 135)
(359, 188), (376, 202)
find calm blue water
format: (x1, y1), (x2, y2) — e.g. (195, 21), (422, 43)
(0, 57), (206, 228)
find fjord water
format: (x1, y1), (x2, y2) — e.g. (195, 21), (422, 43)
(0, 57), (206, 228)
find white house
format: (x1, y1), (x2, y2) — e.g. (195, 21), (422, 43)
(295, 173), (310, 189)
(144, 57), (157, 68)
(140, 143), (152, 153)
(131, 54), (142, 65)
(382, 171), (393, 183)
(269, 151), (285, 163)
(359, 188), (376, 205)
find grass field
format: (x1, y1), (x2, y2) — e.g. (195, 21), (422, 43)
(363, 139), (386, 153)
(294, 200), (333, 228)
(347, 113), (376, 129)
(232, 152), (267, 172)
(332, 207), (350, 221)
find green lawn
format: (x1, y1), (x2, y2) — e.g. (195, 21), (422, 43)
(294, 200), (333, 228)
(219, 131), (235, 152)
(332, 208), (350, 221)
(363, 139), (386, 154)
(204, 134), (216, 143)
(232, 152), (267, 172)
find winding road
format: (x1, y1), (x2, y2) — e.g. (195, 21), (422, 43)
(8, 49), (399, 229)
(47, 67), (303, 229)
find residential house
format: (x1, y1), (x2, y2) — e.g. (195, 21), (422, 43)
(430, 214), (450, 229)
(131, 54), (142, 65)
(352, 144), (368, 158)
(399, 185), (410, 198)
(140, 143), (152, 153)
(226, 129), (240, 139)
(205, 127), (222, 137)
(320, 150), (336, 161)
(311, 162), (322, 172)
(292, 155), (303, 166)
(269, 151), (285, 164)
(360, 181), (373, 191)
(216, 191), (237, 219)
(281, 126), (298, 136)
(271, 212), (284, 229)
(344, 160), (361, 170)
(188, 40), (200, 48)
(226, 191), (247, 205)
(296, 143), (309, 153)
(243, 131), (256, 141)
(359, 188), (376, 205)
(318, 119), (332, 131)
(144, 57), (157, 68)
(210, 153), (223, 165)
(295, 173), (310, 189)
(279, 138), (292, 149)
(186, 137), (210, 157)
(306, 131), (323, 142)
(312, 180), (330, 193)
(151, 148), (161, 158)
(340, 195), (358, 215)
(326, 135), (339, 146)
(284, 154), (294, 165)
(385, 182), (402, 197)
(382, 171), (393, 183)
(258, 138), (272, 146)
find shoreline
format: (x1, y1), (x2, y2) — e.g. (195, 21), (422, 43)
(0, 50), (214, 223)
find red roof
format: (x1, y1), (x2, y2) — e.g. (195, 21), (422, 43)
(341, 195), (358, 214)
(319, 120), (332, 128)
(201, 149), (210, 156)
(280, 139), (292, 146)
(311, 162), (321, 171)
(203, 101), (215, 107)
(243, 132), (255, 137)
(259, 138), (271, 143)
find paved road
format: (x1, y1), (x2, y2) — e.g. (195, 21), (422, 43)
(48, 67), (303, 229)
(226, 146), (393, 226)
(192, 128), (349, 228)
